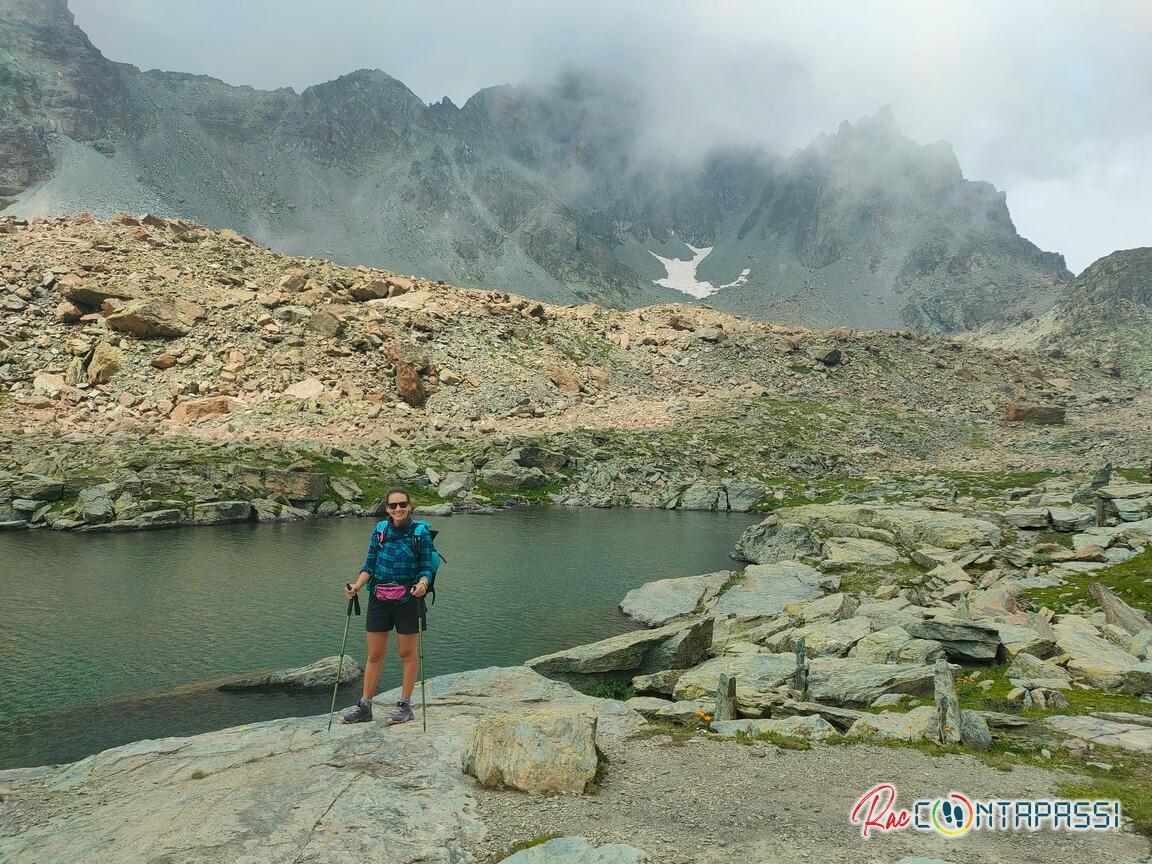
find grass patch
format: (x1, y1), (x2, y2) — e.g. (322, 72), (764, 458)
(575, 679), (636, 701)
(1022, 546), (1152, 615)
(732, 729), (812, 750)
(1116, 468), (1151, 483)
(189, 769), (207, 780)
(716, 570), (746, 596)
(629, 719), (707, 744)
(954, 663), (1152, 718)
(492, 835), (563, 862)
(935, 470), (1059, 499)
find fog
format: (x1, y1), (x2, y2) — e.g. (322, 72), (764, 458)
(70, 0), (1152, 273)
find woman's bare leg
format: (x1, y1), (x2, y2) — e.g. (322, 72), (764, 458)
(396, 632), (419, 701)
(362, 631), (389, 701)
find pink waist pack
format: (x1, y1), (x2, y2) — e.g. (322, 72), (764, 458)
(373, 582), (410, 603)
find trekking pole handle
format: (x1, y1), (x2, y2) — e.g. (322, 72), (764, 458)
(346, 584), (361, 616)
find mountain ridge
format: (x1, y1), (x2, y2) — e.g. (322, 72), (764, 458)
(0, 0), (1073, 332)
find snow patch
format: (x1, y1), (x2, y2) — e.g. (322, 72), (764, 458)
(721, 268), (751, 290)
(650, 245), (716, 299)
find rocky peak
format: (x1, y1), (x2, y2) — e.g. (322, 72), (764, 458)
(1066, 247), (1152, 307)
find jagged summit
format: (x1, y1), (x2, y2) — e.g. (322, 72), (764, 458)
(0, 0), (1072, 332)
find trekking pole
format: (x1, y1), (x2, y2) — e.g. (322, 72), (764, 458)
(327, 584), (361, 732)
(418, 596), (427, 732)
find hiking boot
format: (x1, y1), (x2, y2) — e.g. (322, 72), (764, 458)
(386, 700), (414, 725)
(340, 698), (373, 724)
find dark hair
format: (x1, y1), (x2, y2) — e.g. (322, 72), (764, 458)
(385, 486), (411, 504)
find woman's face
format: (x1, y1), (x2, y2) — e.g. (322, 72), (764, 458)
(385, 495), (411, 524)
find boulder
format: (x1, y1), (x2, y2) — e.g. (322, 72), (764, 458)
(619, 571), (730, 627)
(773, 504), (1001, 550)
(1008, 653), (1071, 689)
(723, 479), (768, 512)
(1045, 715), (1152, 754)
(169, 396), (239, 424)
(795, 592), (859, 624)
(1001, 403), (1065, 424)
(959, 709), (993, 751)
(1003, 507), (1050, 529)
(192, 501), (253, 525)
(821, 537), (903, 569)
(776, 617), (874, 658)
(1131, 629), (1152, 661)
(480, 459), (548, 491)
(732, 517), (820, 564)
(903, 617), (1001, 663)
(284, 378), (326, 399)
(805, 659), (936, 707)
(234, 466), (328, 504)
(849, 626), (946, 665)
(770, 700), (867, 732)
(672, 653), (797, 716)
(251, 499), (313, 523)
(461, 707), (600, 795)
(710, 561), (832, 620)
(710, 715), (837, 741)
(437, 472), (475, 499)
(526, 618), (713, 681)
(86, 341), (123, 385)
(1090, 583), (1152, 636)
(847, 706), (937, 742)
(1055, 619), (1152, 693)
(1047, 506), (1095, 532)
(629, 669), (685, 695)
(394, 359), (427, 408)
(678, 482), (722, 511)
(329, 476), (364, 502)
(218, 655), (361, 691)
(106, 299), (199, 338)
(77, 483), (118, 524)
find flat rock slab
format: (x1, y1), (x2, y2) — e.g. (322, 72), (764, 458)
(503, 837), (651, 863)
(218, 655), (361, 690)
(619, 571), (730, 627)
(821, 537), (903, 569)
(673, 653), (797, 716)
(1054, 621), (1152, 693)
(0, 666), (644, 864)
(775, 504), (1002, 550)
(1046, 715), (1152, 753)
(806, 659), (936, 707)
(710, 715), (837, 741)
(710, 561), (833, 619)
(526, 618), (712, 677)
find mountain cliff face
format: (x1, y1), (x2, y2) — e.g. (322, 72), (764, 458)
(992, 248), (1152, 384)
(0, 0), (1072, 331)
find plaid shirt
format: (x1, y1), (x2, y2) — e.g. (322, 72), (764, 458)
(361, 518), (434, 587)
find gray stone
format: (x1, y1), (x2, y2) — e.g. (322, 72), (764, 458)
(1090, 583), (1152, 636)
(733, 517), (821, 564)
(219, 655), (361, 691)
(1045, 715), (1152, 753)
(629, 669), (684, 695)
(679, 482), (722, 511)
(437, 471), (475, 499)
(619, 571), (729, 627)
(796, 592), (859, 624)
(821, 537), (903, 569)
(192, 501), (253, 525)
(1131, 629), (1152, 661)
(849, 626), (945, 665)
(0, 666), (645, 864)
(1008, 653), (1071, 689)
(461, 706), (600, 795)
(771, 700), (867, 732)
(723, 478), (768, 512)
(501, 837), (651, 864)
(252, 498), (313, 522)
(710, 715), (837, 741)
(779, 617), (873, 658)
(526, 618), (712, 679)
(673, 653), (797, 715)
(329, 476), (363, 501)
(806, 659), (936, 707)
(710, 561), (833, 620)
(933, 659), (962, 745)
(77, 483), (118, 524)
(1055, 619), (1152, 693)
(1003, 507), (1050, 529)
(773, 503), (1002, 549)
(904, 617), (1001, 663)
(959, 708), (993, 751)
(480, 458), (548, 491)
(847, 706), (937, 742)
(1047, 506), (1095, 532)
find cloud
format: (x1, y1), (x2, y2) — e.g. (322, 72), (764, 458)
(70, 0), (1152, 272)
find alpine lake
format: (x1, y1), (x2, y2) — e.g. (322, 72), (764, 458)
(0, 507), (759, 769)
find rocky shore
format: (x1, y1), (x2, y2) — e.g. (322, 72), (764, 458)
(3, 470), (1152, 863)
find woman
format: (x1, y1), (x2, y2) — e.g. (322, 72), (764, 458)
(340, 486), (434, 724)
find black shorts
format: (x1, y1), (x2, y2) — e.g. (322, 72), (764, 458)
(366, 595), (427, 634)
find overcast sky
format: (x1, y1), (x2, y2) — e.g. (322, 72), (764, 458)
(70, 0), (1152, 273)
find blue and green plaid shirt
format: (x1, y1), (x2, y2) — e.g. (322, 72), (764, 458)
(361, 518), (435, 587)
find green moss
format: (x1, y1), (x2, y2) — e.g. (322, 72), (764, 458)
(629, 719), (707, 744)
(1023, 546), (1152, 615)
(1116, 468), (1151, 483)
(492, 835), (564, 862)
(731, 729), (812, 750)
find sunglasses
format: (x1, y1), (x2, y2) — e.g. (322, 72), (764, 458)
(385, 501), (411, 510)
